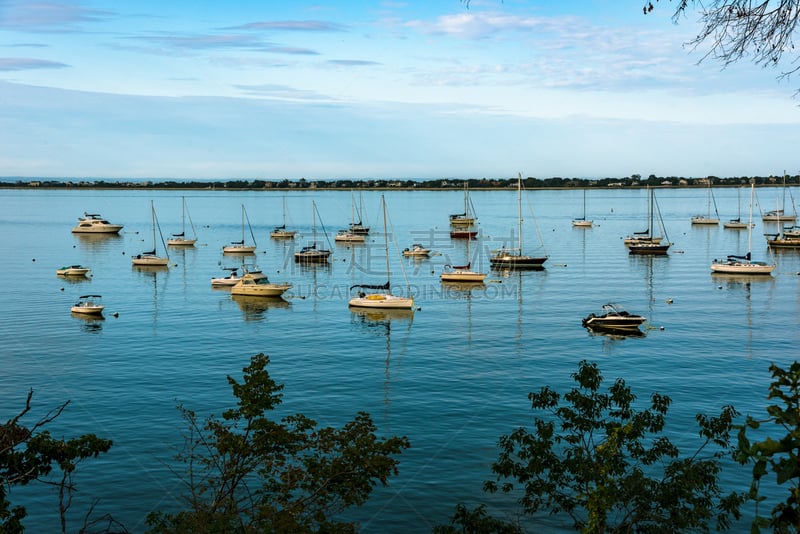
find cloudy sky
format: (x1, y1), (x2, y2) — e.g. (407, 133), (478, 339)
(1, 0), (799, 180)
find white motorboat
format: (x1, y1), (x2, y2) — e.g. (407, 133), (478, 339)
(403, 244), (430, 257)
(230, 272), (292, 298)
(57, 265), (90, 276)
(71, 294), (104, 315)
(335, 229), (366, 243)
(71, 212), (123, 234)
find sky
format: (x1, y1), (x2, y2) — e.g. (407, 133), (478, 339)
(1, 0), (799, 180)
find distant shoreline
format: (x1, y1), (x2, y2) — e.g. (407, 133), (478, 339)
(0, 175), (796, 191)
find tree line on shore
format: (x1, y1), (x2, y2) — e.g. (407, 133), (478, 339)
(1, 173), (798, 191)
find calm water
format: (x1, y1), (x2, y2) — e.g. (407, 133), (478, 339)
(2, 186), (799, 532)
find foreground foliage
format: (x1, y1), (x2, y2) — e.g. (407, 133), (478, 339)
(441, 360), (745, 533)
(0, 389), (114, 533)
(147, 353), (410, 533)
(735, 361), (800, 533)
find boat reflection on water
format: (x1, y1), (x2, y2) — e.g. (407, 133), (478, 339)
(231, 294), (290, 321)
(350, 307), (415, 326)
(440, 281), (486, 295)
(71, 311), (105, 333)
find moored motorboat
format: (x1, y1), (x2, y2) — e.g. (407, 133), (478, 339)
(230, 272), (292, 298)
(71, 294), (104, 315)
(57, 265), (90, 276)
(334, 229), (366, 243)
(403, 244), (430, 257)
(71, 212), (123, 234)
(582, 303), (646, 334)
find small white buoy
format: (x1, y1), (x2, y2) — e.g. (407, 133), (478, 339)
(665, 298), (673, 304)
(660, 326), (665, 330)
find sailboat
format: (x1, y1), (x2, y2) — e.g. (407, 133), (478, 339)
(349, 195), (415, 310)
(690, 180), (720, 224)
(712, 183), (775, 275)
(441, 220), (486, 282)
(335, 192), (367, 243)
(723, 187), (748, 229)
(571, 188), (593, 227)
(294, 200), (332, 263)
(223, 205), (257, 254)
(167, 196), (197, 246)
(270, 197), (296, 239)
(349, 191), (370, 235)
(490, 173), (548, 269)
(628, 188), (671, 255)
(449, 182), (479, 238)
(132, 200), (170, 266)
(762, 173), (797, 222)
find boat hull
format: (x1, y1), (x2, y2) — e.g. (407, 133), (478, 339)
(231, 284), (291, 297)
(132, 255), (169, 266)
(348, 294), (415, 310)
(572, 219), (593, 227)
(450, 230), (478, 239)
(691, 217), (719, 225)
(167, 238), (197, 246)
(294, 250), (331, 263)
(223, 245), (256, 253)
(710, 261), (775, 275)
(767, 237), (800, 248)
(441, 270), (486, 282)
(270, 230), (296, 238)
(628, 243), (670, 255)
(490, 253), (547, 269)
(71, 305), (104, 314)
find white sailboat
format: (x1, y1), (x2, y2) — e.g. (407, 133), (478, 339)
(712, 183), (775, 275)
(349, 195), (415, 310)
(167, 196), (197, 246)
(223, 205), (257, 254)
(335, 192), (367, 243)
(490, 173), (548, 269)
(690, 180), (720, 224)
(441, 218), (486, 282)
(572, 188), (593, 227)
(449, 182), (477, 227)
(270, 197), (296, 239)
(132, 201), (170, 266)
(723, 186), (749, 229)
(762, 173), (797, 222)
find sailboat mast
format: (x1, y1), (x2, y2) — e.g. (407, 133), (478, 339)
(517, 173), (523, 251)
(382, 195), (390, 284)
(748, 183), (755, 254)
(151, 200), (157, 250)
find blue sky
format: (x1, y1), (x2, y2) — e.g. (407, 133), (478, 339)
(1, 0), (799, 180)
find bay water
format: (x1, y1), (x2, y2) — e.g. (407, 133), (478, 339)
(1, 186), (799, 532)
